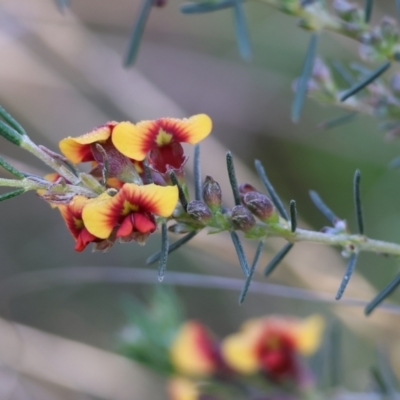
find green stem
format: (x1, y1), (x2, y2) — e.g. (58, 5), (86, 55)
(20, 137), (80, 185)
(278, 227), (400, 257)
(0, 177), (97, 197)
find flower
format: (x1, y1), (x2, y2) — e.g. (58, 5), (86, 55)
(221, 315), (324, 381)
(59, 122), (117, 164)
(111, 114), (212, 174)
(169, 321), (219, 377)
(167, 377), (199, 400)
(57, 195), (104, 252)
(59, 122), (144, 184)
(82, 183), (178, 243)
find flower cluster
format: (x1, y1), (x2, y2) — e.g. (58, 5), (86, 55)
(42, 115), (212, 252)
(120, 311), (324, 400)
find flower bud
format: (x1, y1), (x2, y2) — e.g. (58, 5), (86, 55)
(186, 200), (212, 223)
(202, 176), (222, 209)
(231, 205), (256, 232)
(243, 191), (278, 223)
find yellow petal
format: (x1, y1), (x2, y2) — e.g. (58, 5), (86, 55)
(59, 125), (112, 163)
(112, 121), (147, 160)
(122, 183), (178, 217)
(112, 115), (213, 160)
(170, 322), (216, 377)
(179, 114), (212, 145)
(292, 314), (325, 356)
(221, 331), (258, 374)
(81, 192), (116, 239)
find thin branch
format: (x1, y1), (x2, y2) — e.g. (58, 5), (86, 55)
(2, 266), (400, 315)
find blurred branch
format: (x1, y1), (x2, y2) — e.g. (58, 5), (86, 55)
(1, 266), (400, 315)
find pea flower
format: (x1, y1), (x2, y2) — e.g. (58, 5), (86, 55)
(59, 122), (141, 184)
(59, 122), (117, 164)
(169, 321), (220, 377)
(221, 315), (324, 381)
(82, 183), (178, 244)
(111, 114), (212, 177)
(57, 195), (105, 252)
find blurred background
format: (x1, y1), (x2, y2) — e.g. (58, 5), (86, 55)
(1, 0), (400, 398)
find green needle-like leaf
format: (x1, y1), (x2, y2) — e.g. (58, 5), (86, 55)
(124, 0), (153, 67)
(0, 120), (23, 146)
(54, 0), (70, 13)
(180, 0), (236, 14)
(194, 145), (201, 201)
(335, 254), (358, 300)
(147, 231), (199, 265)
(353, 170), (364, 235)
(0, 188), (25, 202)
(226, 152), (241, 206)
(290, 200), (297, 232)
(318, 112), (357, 131)
(309, 190), (338, 225)
(0, 105), (26, 136)
(340, 61), (391, 102)
(291, 33), (318, 123)
(264, 243), (294, 276)
(170, 171), (188, 211)
(232, 0), (252, 61)
(332, 60), (355, 86)
(364, 0), (373, 23)
(365, 272), (400, 315)
(0, 156), (24, 179)
(157, 222), (169, 282)
(239, 241), (263, 304)
(230, 231), (250, 276)
(255, 160), (288, 220)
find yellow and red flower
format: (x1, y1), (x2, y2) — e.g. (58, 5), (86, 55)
(111, 114), (212, 174)
(59, 122), (144, 185)
(57, 195), (104, 252)
(82, 183), (178, 243)
(59, 122), (117, 164)
(221, 315), (324, 381)
(169, 321), (219, 377)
